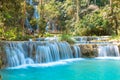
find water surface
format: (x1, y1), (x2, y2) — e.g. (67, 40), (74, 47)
(1, 58), (120, 80)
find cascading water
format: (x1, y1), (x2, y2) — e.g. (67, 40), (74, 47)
(57, 42), (73, 59)
(72, 45), (81, 58)
(5, 43), (26, 67)
(4, 41), (81, 67)
(32, 5), (40, 31)
(98, 45), (120, 57)
(25, 0), (40, 32)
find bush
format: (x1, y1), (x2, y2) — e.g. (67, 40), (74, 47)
(60, 34), (75, 44)
(44, 32), (54, 37)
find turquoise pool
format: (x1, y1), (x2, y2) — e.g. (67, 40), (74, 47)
(1, 58), (120, 80)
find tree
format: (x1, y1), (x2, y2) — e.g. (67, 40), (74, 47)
(22, 1), (26, 36)
(110, 0), (120, 35)
(0, 0), (25, 40)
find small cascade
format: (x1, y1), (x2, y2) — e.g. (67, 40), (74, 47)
(25, 18), (32, 30)
(98, 45), (120, 57)
(73, 36), (111, 44)
(36, 46), (53, 63)
(58, 42), (73, 59)
(33, 6), (40, 19)
(72, 45), (81, 58)
(25, 58), (34, 64)
(26, 0), (33, 5)
(46, 42), (60, 61)
(4, 41), (81, 67)
(5, 43), (26, 67)
(25, 0), (40, 32)
(32, 5), (40, 31)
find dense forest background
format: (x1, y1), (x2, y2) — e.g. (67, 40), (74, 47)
(0, 0), (120, 40)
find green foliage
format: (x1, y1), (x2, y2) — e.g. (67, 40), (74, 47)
(16, 35), (34, 41)
(110, 35), (120, 40)
(0, 0), (24, 26)
(60, 34), (75, 44)
(0, 26), (33, 41)
(0, 0), (25, 40)
(38, 17), (46, 37)
(44, 0), (61, 19)
(4, 28), (17, 40)
(26, 5), (34, 17)
(0, 0), (120, 41)
(44, 32), (54, 37)
(30, 18), (38, 26)
(74, 9), (114, 36)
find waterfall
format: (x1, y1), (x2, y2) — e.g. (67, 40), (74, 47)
(25, 0), (40, 32)
(26, 0), (33, 5)
(5, 43), (26, 67)
(72, 45), (81, 58)
(57, 42), (73, 59)
(25, 18), (32, 30)
(98, 45), (120, 57)
(33, 6), (40, 19)
(33, 5), (40, 31)
(36, 46), (53, 63)
(4, 41), (81, 67)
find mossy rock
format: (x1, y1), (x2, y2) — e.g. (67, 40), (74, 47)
(79, 44), (98, 57)
(0, 42), (7, 69)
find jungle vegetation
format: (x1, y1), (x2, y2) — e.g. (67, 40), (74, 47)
(0, 0), (120, 40)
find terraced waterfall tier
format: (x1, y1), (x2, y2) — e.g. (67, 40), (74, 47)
(4, 42), (81, 67)
(98, 45), (120, 57)
(1, 41), (120, 68)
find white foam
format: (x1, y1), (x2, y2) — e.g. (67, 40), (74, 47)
(7, 65), (28, 69)
(6, 58), (85, 69)
(60, 58), (85, 62)
(94, 57), (120, 60)
(7, 57), (120, 69)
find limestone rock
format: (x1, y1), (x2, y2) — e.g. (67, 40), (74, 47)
(79, 44), (98, 57)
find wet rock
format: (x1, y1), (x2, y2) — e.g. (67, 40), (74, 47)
(79, 44), (98, 57)
(117, 44), (120, 53)
(0, 42), (7, 69)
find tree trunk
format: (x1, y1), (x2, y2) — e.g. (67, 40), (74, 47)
(87, 0), (90, 6)
(40, 0), (44, 18)
(76, 0), (80, 22)
(22, 1), (26, 36)
(110, 0), (113, 14)
(94, 0), (96, 5)
(114, 16), (118, 35)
